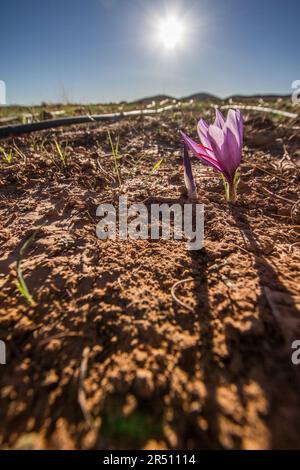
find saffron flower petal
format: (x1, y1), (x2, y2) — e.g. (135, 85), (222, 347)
(214, 109), (226, 129)
(180, 131), (223, 173)
(207, 124), (233, 180)
(197, 119), (211, 149)
(226, 109), (243, 147)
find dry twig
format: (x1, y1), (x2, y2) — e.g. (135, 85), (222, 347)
(261, 186), (297, 205)
(78, 347), (95, 430)
(171, 278), (194, 312)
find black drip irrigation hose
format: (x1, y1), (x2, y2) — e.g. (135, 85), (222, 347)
(0, 104), (182, 139)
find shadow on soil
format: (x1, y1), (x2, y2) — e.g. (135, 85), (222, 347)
(185, 205), (300, 449)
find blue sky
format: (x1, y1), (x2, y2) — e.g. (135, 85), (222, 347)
(1, 0), (299, 104)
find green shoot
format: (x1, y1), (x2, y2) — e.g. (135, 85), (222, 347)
(221, 170), (240, 203)
(221, 174), (230, 201)
(54, 140), (67, 168)
(149, 158), (164, 176)
(16, 225), (44, 306)
(107, 131), (121, 185)
(0, 146), (13, 163)
(6, 149), (13, 163)
(233, 169), (240, 191)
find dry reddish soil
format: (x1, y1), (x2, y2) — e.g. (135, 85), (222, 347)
(0, 107), (300, 450)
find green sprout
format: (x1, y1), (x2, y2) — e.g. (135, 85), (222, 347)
(102, 411), (163, 446)
(54, 140), (67, 168)
(0, 146), (13, 163)
(107, 130), (121, 185)
(149, 158), (164, 176)
(221, 170), (240, 203)
(16, 226), (44, 306)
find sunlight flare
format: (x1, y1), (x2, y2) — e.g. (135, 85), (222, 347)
(158, 16), (184, 50)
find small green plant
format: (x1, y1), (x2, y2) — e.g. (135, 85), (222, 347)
(0, 146), (12, 163)
(54, 140), (67, 168)
(16, 226), (44, 306)
(102, 411), (163, 446)
(107, 130), (121, 185)
(150, 158), (164, 176)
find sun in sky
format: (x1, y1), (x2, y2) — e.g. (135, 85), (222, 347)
(158, 16), (184, 50)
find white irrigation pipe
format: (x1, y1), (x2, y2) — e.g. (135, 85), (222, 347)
(219, 104), (298, 119)
(0, 101), (188, 139)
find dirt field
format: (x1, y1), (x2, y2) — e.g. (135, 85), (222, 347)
(0, 104), (300, 449)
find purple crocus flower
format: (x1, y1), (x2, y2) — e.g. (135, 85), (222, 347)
(181, 109), (243, 202)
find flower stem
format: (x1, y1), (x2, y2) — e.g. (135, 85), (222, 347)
(228, 182), (237, 203)
(221, 173), (238, 203)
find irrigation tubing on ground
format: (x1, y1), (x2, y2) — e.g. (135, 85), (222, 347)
(220, 104), (298, 119)
(1, 102), (298, 139)
(0, 103), (183, 139)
